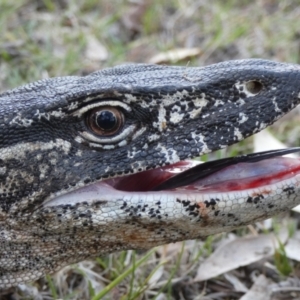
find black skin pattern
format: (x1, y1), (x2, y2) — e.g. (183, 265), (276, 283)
(0, 59), (300, 288)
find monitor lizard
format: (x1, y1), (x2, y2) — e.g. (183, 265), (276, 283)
(1, 59), (300, 288)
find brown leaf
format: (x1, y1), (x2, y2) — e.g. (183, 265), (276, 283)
(85, 35), (108, 62)
(149, 48), (202, 64)
(194, 230), (289, 282)
(240, 274), (272, 300)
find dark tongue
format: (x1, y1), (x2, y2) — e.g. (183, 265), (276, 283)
(153, 147), (300, 191)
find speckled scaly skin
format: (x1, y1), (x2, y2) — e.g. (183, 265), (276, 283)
(1, 59), (300, 288)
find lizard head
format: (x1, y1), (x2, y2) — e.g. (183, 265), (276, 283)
(1, 59), (300, 287)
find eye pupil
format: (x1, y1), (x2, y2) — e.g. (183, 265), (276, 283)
(96, 110), (117, 130)
(87, 106), (124, 137)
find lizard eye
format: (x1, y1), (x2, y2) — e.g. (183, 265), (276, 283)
(87, 107), (124, 136)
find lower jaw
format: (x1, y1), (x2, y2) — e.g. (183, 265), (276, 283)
(37, 153), (300, 245)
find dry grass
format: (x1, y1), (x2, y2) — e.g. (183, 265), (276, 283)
(1, 0), (300, 299)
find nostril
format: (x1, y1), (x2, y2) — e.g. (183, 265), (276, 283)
(245, 80), (263, 95)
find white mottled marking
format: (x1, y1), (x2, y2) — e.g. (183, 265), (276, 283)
(39, 164), (49, 180)
(193, 93), (209, 108)
(0, 139), (71, 160)
(35, 109), (65, 120)
(153, 105), (167, 131)
(0, 167), (6, 175)
(238, 112), (248, 124)
(10, 115), (33, 127)
(188, 108), (202, 119)
(170, 111), (184, 124)
(75, 150), (82, 157)
(215, 99), (225, 106)
(191, 132), (210, 154)
(127, 147), (140, 159)
(147, 133), (160, 142)
(67, 101), (79, 111)
(155, 144), (180, 164)
(234, 127), (244, 141)
(259, 122), (267, 130)
(272, 97), (281, 112)
(161, 90), (190, 107)
(124, 94), (139, 104)
(236, 99), (245, 106)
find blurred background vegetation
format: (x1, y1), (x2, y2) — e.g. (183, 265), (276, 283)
(2, 0), (300, 90)
(1, 0), (300, 299)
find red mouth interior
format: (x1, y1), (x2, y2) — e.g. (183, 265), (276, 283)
(104, 157), (300, 193)
(104, 161), (197, 192)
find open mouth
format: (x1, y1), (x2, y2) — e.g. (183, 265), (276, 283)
(107, 148), (300, 192)
(46, 148), (300, 207)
